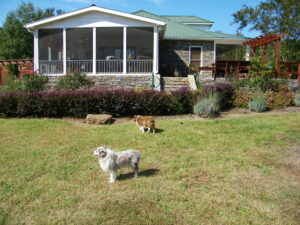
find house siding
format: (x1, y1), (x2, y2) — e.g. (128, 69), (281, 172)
(159, 40), (214, 79)
(38, 11), (155, 29)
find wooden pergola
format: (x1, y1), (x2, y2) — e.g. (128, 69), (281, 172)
(0, 59), (33, 85)
(243, 33), (285, 75)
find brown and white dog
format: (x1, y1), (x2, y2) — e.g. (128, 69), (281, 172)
(133, 115), (156, 134)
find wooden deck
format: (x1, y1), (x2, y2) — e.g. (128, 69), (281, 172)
(199, 60), (300, 86)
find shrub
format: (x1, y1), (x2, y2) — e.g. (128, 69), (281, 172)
(204, 82), (234, 109)
(57, 71), (94, 90)
(233, 77), (289, 92)
(6, 64), (19, 78)
(296, 94), (300, 107)
(265, 90), (295, 109)
(21, 74), (49, 92)
(193, 92), (220, 118)
(0, 89), (201, 118)
(233, 89), (258, 108)
(249, 56), (274, 78)
(0, 74), (48, 93)
(248, 96), (268, 112)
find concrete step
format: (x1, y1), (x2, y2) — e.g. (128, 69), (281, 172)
(161, 77), (190, 91)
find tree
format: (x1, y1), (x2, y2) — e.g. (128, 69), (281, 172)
(232, 0), (300, 61)
(0, 2), (62, 59)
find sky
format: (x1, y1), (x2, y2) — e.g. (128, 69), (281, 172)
(0, 0), (262, 37)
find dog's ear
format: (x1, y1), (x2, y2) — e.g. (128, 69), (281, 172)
(97, 146), (106, 151)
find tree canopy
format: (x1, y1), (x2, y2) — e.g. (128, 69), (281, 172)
(232, 0), (300, 61)
(0, 2), (62, 60)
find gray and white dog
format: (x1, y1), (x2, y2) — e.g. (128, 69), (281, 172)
(94, 147), (141, 183)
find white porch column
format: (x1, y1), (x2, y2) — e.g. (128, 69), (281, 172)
(245, 45), (250, 61)
(93, 27), (96, 75)
(153, 26), (159, 73)
(63, 28), (67, 75)
(34, 30), (39, 72)
(123, 27), (127, 75)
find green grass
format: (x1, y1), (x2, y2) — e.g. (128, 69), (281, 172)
(0, 114), (300, 225)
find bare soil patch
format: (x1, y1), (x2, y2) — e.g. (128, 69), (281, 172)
(63, 107), (300, 127)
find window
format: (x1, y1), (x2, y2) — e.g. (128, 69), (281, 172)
(96, 28), (123, 60)
(189, 47), (202, 72)
(216, 44), (245, 60)
(127, 27), (153, 60)
(39, 29), (63, 61)
(66, 28), (93, 60)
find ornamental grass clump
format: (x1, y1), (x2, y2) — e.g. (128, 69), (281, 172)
(248, 96), (268, 112)
(193, 92), (220, 118)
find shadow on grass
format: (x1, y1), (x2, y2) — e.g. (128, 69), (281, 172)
(118, 168), (160, 180)
(154, 128), (164, 134)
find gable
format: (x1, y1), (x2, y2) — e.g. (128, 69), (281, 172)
(25, 6), (165, 31)
(38, 11), (156, 29)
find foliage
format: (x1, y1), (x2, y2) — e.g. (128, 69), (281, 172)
(248, 56), (274, 79)
(265, 90), (295, 109)
(248, 96), (268, 112)
(234, 88), (294, 109)
(233, 89), (258, 108)
(0, 74), (49, 92)
(0, 2), (63, 59)
(57, 71), (94, 90)
(232, 0), (300, 62)
(193, 92), (220, 118)
(295, 94), (300, 107)
(21, 74), (49, 92)
(6, 64), (19, 77)
(204, 82), (234, 109)
(233, 77), (289, 92)
(0, 89), (200, 118)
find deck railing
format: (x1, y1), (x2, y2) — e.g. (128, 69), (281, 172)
(127, 60), (153, 74)
(39, 60), (63, 74)
(67, 60), (93, 74)
(96, 60), (123, 74)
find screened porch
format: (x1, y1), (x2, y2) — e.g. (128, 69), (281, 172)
(37, 27), (156, 75)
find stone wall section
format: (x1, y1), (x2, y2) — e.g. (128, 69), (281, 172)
(159, 40), (215, 79)
(46, 75), (152, 91)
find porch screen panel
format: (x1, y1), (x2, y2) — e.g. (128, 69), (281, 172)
(66, 28), (93, 73)
(216, 44), (245, 60)
(127, 27), (153, 73)
(96, 28), (123, 73)
(38, 29), (63, 74)
(190, 47), (202, 72)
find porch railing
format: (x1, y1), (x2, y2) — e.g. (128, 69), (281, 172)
(67, 60), (93, 74)
(38, 59), (153, 74)
(127, 60), (153, 74)
(39, 60), (63, 74)
(96, 60), (123, 74)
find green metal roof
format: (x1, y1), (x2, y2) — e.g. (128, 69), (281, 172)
(162, 16), (213, 24)
(133, 10), (246, 41)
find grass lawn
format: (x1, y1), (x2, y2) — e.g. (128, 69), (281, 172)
(0, 113), (300, 225)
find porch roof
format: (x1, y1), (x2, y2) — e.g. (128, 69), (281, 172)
(133, 10), (247, 42)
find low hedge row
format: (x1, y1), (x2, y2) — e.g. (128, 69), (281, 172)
(233, 88), (295, 109)
(0, 89), (199, 118)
